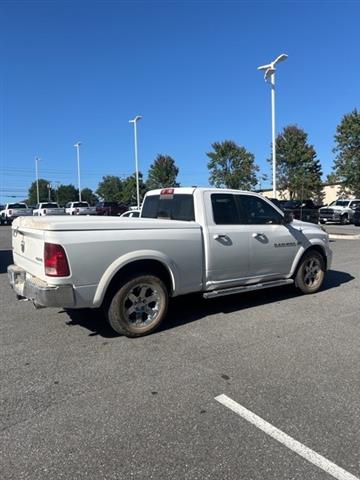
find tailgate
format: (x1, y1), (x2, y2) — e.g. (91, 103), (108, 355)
(12, 225), (46, 279)
(13, 209), (31, 216)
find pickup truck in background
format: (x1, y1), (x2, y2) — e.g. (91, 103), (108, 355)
(95, 201), (128, 216)
(8, 187), (332, 337)
(319, 199), (360, 224)
(0, 203), (33, 225)
(33, 202), (65, 216)
(65, 201), (97, 215)
(282, 200), (320, 225)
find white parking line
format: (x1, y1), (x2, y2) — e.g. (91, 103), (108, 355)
(215, 394), (359, 480)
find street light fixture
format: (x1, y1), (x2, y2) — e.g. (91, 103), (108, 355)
(74, 142), (82, 202)
(258, 53), (288, 198)
(35, 156), (41, 204)
(129, 115), (142, 209)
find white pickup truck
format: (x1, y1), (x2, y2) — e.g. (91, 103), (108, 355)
(65, 201), (97, 215)
(8, 188), (332, 337)
(32, 202), (65, 216)
(1, 203), (33, 225)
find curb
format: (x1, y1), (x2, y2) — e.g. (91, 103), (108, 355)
(329, 234), (360, 240)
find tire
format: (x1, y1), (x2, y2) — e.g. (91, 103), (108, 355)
(107, 274), (168, 337)
(340, 214), (348, 225)
(319, 220), (325, 224)
(295, 251), (325, 294)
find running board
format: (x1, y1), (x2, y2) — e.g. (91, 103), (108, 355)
(203, 279), (294, 299)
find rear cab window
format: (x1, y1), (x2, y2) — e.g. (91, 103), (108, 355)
(142, 193), (195, 221)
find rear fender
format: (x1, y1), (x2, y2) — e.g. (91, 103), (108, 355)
(93, 250), (179, 307)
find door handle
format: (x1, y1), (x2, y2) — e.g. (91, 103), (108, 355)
(213, 234), (229, 240)
(252, 232), (265, 238)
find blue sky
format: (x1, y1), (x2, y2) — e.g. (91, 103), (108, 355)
(1, 0), (359, 203)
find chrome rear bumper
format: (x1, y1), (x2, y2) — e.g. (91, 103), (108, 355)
(8, 265), (75, 308)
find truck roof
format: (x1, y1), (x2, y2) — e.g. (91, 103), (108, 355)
(146, 187), (259, 196)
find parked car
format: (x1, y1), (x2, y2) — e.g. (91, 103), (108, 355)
(95, 201), (128, 216)
(8, 187), (331, 337)
(353, 206), (360, 226)
(319, 199), (360, 224)
(120, 209), (141, 218)
(33, 202), (65, 216)
(65, 201), (97, 215)
(0, 202), (32, 225)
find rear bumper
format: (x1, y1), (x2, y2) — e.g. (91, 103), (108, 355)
(8, 265), (75, 308)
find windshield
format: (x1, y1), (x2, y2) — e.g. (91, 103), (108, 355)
(329, 200), (349, 207)
(73, 202), (89, 208)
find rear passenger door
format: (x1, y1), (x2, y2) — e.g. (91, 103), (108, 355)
(205, 193), (250, 287)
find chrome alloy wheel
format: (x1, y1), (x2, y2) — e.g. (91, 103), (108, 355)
(122, 283), (161, 326)
(303, 257), (322, 288)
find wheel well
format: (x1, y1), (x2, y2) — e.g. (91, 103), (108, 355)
(295, 245), (327, 274)
(102, 259), (173, 306)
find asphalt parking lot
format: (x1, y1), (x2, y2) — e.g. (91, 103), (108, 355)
(1, 225), (359, 480)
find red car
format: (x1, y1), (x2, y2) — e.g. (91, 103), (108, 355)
(95, 202), (128, 216)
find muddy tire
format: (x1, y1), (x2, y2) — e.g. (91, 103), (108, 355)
(107, 274), (168, 337)
(295, 251), (325, 294)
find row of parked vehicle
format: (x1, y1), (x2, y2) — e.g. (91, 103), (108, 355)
(269, 198), (360, 226)
(0, 201), (141, 224)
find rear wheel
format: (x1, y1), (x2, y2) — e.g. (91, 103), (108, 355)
(319, 220), (325, 224)
(107, 274), (168, 337)
(295, 251), (325, 294)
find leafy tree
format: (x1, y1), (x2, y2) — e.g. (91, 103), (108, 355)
(326, 172), (340, 184)
(81, 188), (98, 205)
(274, 125), (323, 200)
(28, 179), (54, 204)
(332, 109), (360, 196)
(121, 172), (147, 206)
(56, 184), (78, 205)
(96, 175), (123, 202)
(146, 154), (180, 190)
(207, 140), (258, 190)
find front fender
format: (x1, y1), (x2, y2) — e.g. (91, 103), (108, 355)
(92, 250), (180, 307)
(289, 238), (329, 277)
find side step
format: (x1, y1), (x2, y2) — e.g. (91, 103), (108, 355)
(203, 279), (294, 299)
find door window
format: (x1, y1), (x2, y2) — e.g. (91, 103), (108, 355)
(238, 195), (283, 225)
(211, 194), (242, 224)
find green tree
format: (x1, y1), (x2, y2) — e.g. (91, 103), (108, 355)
(96, 175), (123, 201)
(326, 172), (340, 184)
(146, 154), (180, 190)
(332, 109), (360, 196)
(56, 184), (78, 205)
(81, 188), (98, 205)
(207, 140), (258, 190)
(274, 125), (323, 200)
(28, 179), (54, 204)
(121, 172), (147, 206)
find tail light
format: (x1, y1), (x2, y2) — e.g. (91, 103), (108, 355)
(76, 208), (80, 214)
(44, 243), (70, 277)
(9, 210), (12, 215)
(43, 209), (47, 214)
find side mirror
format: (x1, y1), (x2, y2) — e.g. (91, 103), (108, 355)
(283, 210), (294, 225)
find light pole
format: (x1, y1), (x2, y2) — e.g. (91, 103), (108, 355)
(129, 115), (142, 209)
(74, 142), (82, 202)
(35, 156), (41, 204)
(257, 53), (288, 198)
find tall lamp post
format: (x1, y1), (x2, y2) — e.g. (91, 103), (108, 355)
(257, 53), (288, 198)
(74, 142), (82, 201)
(35, 156), (41, 204)
(129, 115), (142, 209)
